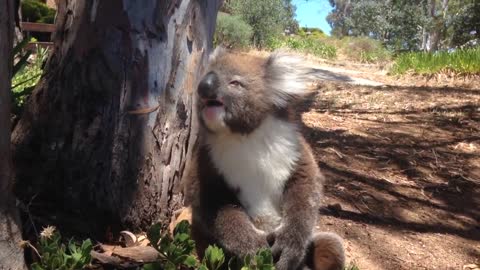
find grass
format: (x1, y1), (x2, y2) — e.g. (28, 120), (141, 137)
(391, 47), (480, 75)
(267, 36), (337, 59)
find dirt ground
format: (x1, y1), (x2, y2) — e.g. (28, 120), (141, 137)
(300, 73), (480, 269)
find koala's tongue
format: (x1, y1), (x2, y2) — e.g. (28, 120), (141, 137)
(203, 106), (224, 121)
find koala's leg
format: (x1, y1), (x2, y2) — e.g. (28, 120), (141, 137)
(303, 232), (345, 270)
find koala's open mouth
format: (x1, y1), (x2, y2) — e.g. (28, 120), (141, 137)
(204, 99), (224, 107)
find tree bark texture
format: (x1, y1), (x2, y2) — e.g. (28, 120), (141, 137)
(12, 0), (221, 236)
(0, 0), (27, 268)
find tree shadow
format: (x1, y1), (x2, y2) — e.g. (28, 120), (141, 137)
(297, 82), (480, 242)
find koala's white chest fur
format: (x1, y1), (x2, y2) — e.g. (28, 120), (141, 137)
(206, 116), (300, 232)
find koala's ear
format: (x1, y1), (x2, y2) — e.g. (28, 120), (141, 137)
(265, 51), (313, 107)
(209, 46), (226, 62)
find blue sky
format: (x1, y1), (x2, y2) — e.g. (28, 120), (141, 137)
(292, 0), (333, 35)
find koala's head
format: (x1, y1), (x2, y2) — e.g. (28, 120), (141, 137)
(197, 47), (311, 135)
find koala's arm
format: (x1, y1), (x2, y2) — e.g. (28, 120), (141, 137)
(197, 179), (269, 257)
(210, 204), (269, 256)
(269, 156), (321, 270)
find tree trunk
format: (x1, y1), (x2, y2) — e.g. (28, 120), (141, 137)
(0, 0), (27, 268)
(425, 0), (449, 51)
(12, 0), (221, 237)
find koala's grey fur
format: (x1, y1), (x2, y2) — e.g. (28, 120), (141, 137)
(188, 48), (345, 270)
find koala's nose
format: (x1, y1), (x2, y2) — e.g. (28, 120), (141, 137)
(198, 72), (220, 99)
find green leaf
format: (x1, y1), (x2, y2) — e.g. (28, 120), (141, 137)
(147, 223), (162, 247)
(142, 262), (163, 270)
(197, 265), (209, 270)
(203, 245), (225, 270)
(164, 261), (177, 270)
(184, 255), (199, 268)
(174, 232), (190, 243)
(173, 220), (191, 235)
(13, 50), (32, 76)
(159, 235), (173, 253)
(12, 38), (30, 56)
(30, 263), (45, 270)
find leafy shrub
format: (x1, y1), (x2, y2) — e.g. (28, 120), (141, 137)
(267, 36), (337, 59)
(339, 36), (391, 63)
(144, 220), (275, 270)
(298, 27), (327, 39)
(391, 47), (480, 75)
(11, 39), (49, 115)
(215, 12), (253, 49)
(30, 226), (93, 270)
(21, 0), (56, 24)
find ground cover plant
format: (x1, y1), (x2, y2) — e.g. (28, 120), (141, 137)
(391, 47), (480, 75)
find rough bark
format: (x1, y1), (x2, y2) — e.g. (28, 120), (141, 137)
(12, 0), (221, 236)
(0, 0), (27, 268)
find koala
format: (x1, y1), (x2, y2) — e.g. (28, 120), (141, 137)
(189, 48), (345, 270)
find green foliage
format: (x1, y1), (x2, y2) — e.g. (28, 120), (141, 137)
(21, 0), (56, 24)
(391, 47), (480, 75)
(344, 263), (360, 270)
(339, 36), (391, 63)
(239, 249), (274, 270)
(327, 0), (480, 52)
(328, 0), (427, 51)
(267, 36), (336, 59)
(226, 0), (296, 48)
(11, 39), (48, 113)
(298, 27), (326, 39)
(215, 13), (253, 49)
(145, 220), (197, 269)
(143, 220), (275, 270)
(448, 1), (480, 47)
(202, 246), (225, 270)
(31, 226), (93, 270)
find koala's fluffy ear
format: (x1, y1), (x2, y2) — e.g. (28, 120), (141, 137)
(265, 51), (313, 107)
(209, 46), (226, 62)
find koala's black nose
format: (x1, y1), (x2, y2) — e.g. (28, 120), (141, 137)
(198, 72), (219, 99)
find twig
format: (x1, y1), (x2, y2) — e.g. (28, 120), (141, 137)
(19, 240), (41, 259)
(355, 154), (377, 160)
(327, 147), (344, 159)
(432, 149), (439, 167)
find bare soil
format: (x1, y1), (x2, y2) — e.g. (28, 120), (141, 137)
(300, 76), (480, 269)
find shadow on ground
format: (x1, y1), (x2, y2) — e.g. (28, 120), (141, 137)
(297, 82), (480, 269)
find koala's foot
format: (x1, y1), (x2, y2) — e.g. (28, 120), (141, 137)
(308, 232), (345, 270)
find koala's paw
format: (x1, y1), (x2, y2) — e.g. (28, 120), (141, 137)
(268, 230), (306, 270)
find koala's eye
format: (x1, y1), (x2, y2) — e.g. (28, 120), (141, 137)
(229, 80), (243, 87)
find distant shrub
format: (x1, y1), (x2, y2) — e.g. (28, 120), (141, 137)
(214, 13), (253, 49)
(21, 0), (56, 24)
(391, 47), (480, 75)
(340, 36), (391, 63)
(266, 36), (337, 59)
(298, 27), (327, 39)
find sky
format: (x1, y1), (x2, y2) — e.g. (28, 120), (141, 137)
(292, 0), (333, 35)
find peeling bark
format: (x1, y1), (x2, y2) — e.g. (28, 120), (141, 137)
(12, 0), (221, 236)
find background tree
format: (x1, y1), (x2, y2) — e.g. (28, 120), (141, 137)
(446, 0), (480, 47)
(12, 0), (222, 238)
(226, 0), (298, 47)
(327, 0), (478, 51)
(0, 0), (27, 268)
(326, 0), (352, 37)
